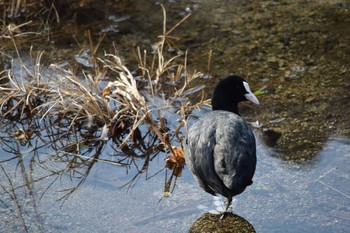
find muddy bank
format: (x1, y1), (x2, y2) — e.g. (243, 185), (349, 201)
(2, 1), (350, 158)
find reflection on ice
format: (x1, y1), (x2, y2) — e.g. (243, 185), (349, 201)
(1, 133), (349, 232)
(240, 136), (350, 233)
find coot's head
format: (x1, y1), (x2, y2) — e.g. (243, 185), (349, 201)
(211, 75), (259, 115)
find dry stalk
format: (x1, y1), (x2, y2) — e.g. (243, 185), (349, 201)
(135, 4), (200, 97)
(0, 5), (212, 199)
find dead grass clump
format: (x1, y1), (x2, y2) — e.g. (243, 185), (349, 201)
(0, 6), (208, 197)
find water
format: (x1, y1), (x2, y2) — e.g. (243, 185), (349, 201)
(245, 137), (350, 233)
(1, 0), (350, 232)
(1, 131), (349, 232)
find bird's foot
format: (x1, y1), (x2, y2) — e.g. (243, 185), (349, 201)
(219, 211), (228, 220)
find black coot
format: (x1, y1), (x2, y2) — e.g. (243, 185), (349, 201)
(184, 75), (259, 212)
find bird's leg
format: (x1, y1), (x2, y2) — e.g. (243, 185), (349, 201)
(225, 197), (233, 212)
(219, 197), (233, 220)
(219, 212), (226, 220)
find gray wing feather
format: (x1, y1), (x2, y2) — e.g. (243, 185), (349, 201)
(185, 111), (256, 198)
(185, 119), (218, 195)
(213, 114), (256, 193)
